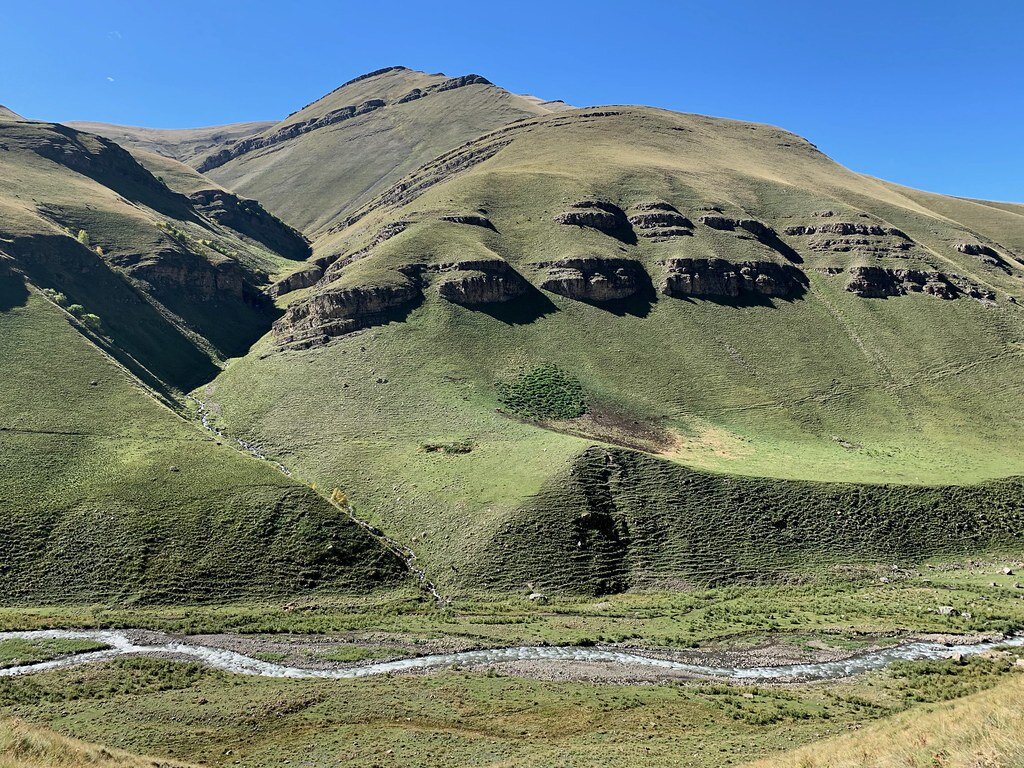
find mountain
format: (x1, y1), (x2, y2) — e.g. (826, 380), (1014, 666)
(64, 118), (274, 165)
(201, 104), (1024, 593)
(0, 112), (405, 601)
(0, 105), (23, 120)
(197, 66), (570, 236)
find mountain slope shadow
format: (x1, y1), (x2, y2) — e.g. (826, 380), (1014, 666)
(468, 284), (559, 324)
(0, 260), (29, 311)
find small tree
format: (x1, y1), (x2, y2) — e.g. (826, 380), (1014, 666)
(76, 229), (89, 246)
(80, 313), (104, 334)
(330, 488), (349, 507)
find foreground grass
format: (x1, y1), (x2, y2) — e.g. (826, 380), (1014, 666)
(0, 715), (191, 768)
(747, 672), (1024, 768)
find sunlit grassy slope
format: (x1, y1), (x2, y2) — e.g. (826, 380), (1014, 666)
(205, 106), (1024, 592)
(204, 66), (562, 235)
(0, 284), (405, 602)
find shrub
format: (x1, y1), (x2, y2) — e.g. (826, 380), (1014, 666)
(75, 229), (89, 246)
(497, 364), (588, 420)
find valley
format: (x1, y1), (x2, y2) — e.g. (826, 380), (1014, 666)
(1, 61), (1022, 767)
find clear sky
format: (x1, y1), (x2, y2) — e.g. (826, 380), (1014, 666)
(3, 0), (1022, 202)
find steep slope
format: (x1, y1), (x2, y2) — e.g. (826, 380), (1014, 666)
(0, 116), (406, 602)
(202, 106), (1024, 594)
(199, 66), (563, 236)
(0, 116), (308, 390)
(0, 106), (23, 121)
(65, 119), (273, 166)
(0, 278), (406, 602)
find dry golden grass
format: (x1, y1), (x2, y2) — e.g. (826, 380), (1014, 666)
(746, 673), (1024, 768)
(0, 716), (192, 768)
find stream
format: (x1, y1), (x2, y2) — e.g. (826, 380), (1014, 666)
(1, 630), (1021, 683)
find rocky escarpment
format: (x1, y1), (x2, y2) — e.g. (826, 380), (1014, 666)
(396, 74), (492, 104)
(273, 274), (421, 348)
(538, 257), (648, 302)
(197, 99), (387, 173)
(189, 189), (311, 260)
(662, 258), (807, 300)
(698, 215), (774, 238)
(784, 222), (910, 239)
(846, 267), (994, 301)
(784, 221), (914, 257)
(627, 202), (692, 239)
(554, 200), (634, 242)
(956, 242), (1010, 269)
(433, 260), (527, 305)
(117, 248), (255, 303)
(270, 221), (413, 298)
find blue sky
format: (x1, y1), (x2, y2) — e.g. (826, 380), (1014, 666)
(3, 1), (1022, 201)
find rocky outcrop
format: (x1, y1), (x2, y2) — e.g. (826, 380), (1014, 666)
(439, 214), (495, 230)
(955, 242), (1008, 269)
(661, 258), (806, 300)
(396, 75), (492, 104)
(189, 189), (311, 260)
(698, 215), (776, 239)
(785, 222), (910, 239)
(197, 99), (388, 173)
(538, 257), (647, 302)
(320, 221), (413, 283)
(845, 267), (994, 301)
(554, 200), (634, 241)
(122, 248), (251, 302)
(267, 264), (322, 298)
(627, 202), (692, 239)
(434, 260), (527, 305)
(273, 276), (421, 348)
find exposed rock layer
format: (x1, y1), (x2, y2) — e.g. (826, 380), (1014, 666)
(662, 258), (806, 300)
(538, 257), (647, 302)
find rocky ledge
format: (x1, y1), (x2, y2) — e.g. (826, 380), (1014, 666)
(438, 214), (496, 230)
(628, 202), (693, 239)
(272, 276), (421, 348)
(554, 200), (633, 240)
(698, 215), (775, 238)
(538, 257), (648, 302)
(846, 267), (994, 301)
(189, 189), (310, 260)
(433, 260), (527, 305)
(662, 258), (806, 300)
(785, 222), (910, 239)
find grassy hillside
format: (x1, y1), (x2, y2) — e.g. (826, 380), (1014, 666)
(0, 282), (406, 602)
(0, 116), (310, 389)
(202, 66), (563, 235)
(65, 120), (273, 166)
(0, 114), (406, 603)
(203, 106), (1024, 592)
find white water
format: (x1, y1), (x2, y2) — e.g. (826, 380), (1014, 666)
(1, 630), (1021, 682)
